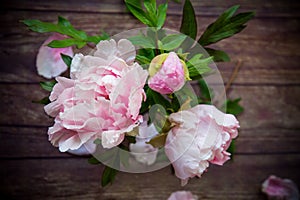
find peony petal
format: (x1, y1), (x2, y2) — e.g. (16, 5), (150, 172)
(36, 33), (73, 79)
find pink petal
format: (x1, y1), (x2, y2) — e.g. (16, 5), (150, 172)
(36, 33), (73, 79)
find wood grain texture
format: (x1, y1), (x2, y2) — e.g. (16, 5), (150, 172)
(1, 155), (300, 200)
(2, 0), (300, 17)
(0, 0), (299, 199)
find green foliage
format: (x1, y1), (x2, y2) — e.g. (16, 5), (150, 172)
(40, 80), (56, 92)
(101, 166), (118, 187)
(198, 5), (255, 46)
(48, 38), (86, 48)
(198, 79), (213, 103)
(124, 0), (168, 29)
(186, 54), (213, 79)
(60, 53), (72, 68)
(205, 48), (230, 62)
(227, 140), (235, 156)
(147, 133), (168, 148)
(180, 0), (197, 40)
(32, 96), (50, 105)
(128, 34), (156, 49)
(88, 156), (101, 165)
(22, 16), (109, 48)
(224, 98), (244, 115)
(161, 34), (187, 51)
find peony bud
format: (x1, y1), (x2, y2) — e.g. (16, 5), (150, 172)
(148, 52), (190, 94)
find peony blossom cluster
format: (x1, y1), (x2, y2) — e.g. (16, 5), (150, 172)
(39, 35), (240, 186)
(44, 39), (148, 152)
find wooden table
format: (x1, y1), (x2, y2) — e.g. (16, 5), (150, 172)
(1, 0), (299, 199)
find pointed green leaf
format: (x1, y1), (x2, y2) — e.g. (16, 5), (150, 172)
(40, 80), (56, 92)
(86, 32), (110, 44)
(157, 3), (168, 29)
(224, 98), (244, 115)
(227, 140), (235, 155)
(88, 156), (101, 165)
(47, 38), (86, 48)
(205, 48), (230, 62)
(60, 53), (72, 68)
(101, 166), (118, 187)
(125, 0), (153, 26)
(128, 34), (156, 48)
(187, 54), (213, 79)
(198, 5), (254, 46)
(32, 96), (50, 105)
(144, 0), (157, 16)
(180, 0), (197, 40)
(161, 34), (187, 51)
(198, 79), (212, 102)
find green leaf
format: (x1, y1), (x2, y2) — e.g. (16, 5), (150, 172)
(157, 3), (168, 29)
(205, 48), (230, 62)
(161, 34), (187, 51)
(144, 0), (157, 17)
(47, 38), (86, 48)
(101, 166), (118, 187)
(187, 54), (213, 79)
(198, 5), (254, 46)
(32, 96), (50, 105)
(148, 88), (172, 112)
(22, 16), (109, 47)
(40, 80), (56, 91)
(86, 32), (110, 44)
(60, 53), (72, 68)
(128, 34), (156, 49)
(136, 54), (151, 65)
(22, 19), (59, 33)
(88, 156), (101, 165)
(56, 16), (87, 40)
(180, 0), (197, 40)
(227, 140), (235, 155)
(125, 0), (153, 26)
(224, 98), (244, 115)
(173, 83), (198, 110)
(198, 79), (212, 102)
(147, 133), (168, 148)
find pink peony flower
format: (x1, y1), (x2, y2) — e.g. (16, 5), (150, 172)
(36, 33), (73, 79)
(167, 191), (198, 200)
(148, 52), (189, 94)
(165, 105), (239, 186)
(44, 39), (148, 152)
(129, 123), (159, 165)
(262, 175), (299, 200)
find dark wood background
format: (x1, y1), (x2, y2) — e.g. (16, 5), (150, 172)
(1, 0), (300, 199)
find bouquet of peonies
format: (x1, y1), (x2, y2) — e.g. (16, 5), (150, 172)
(22, 0), (254, 187)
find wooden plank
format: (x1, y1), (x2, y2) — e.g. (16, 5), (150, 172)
(2, 0), (300, 18)
(0, 126), (299, 158)
(0, 126), (71, 158)
(1, 84), (299, 129)
(1, 154), (300, 199)
(0, 12), (299, 84)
